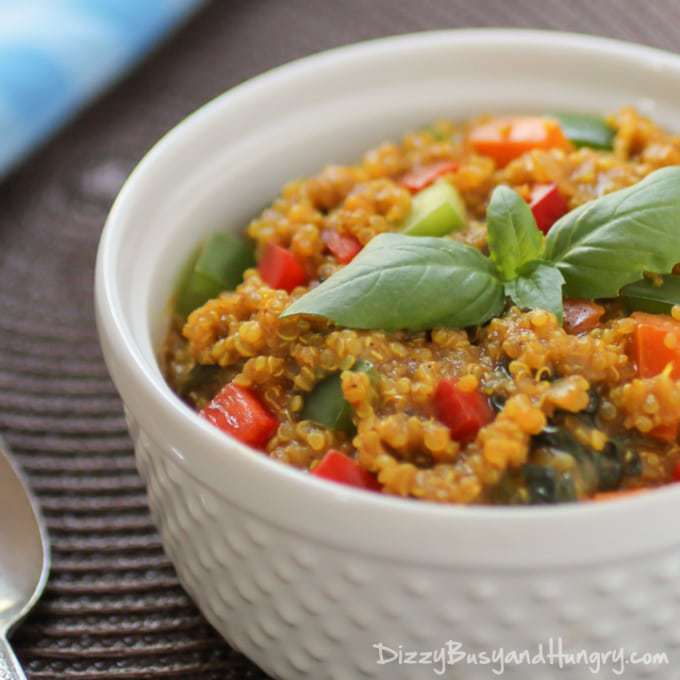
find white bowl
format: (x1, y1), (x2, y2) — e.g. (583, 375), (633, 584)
(95, 30), (680, 680)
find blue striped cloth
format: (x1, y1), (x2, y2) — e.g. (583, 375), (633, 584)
(0, 0), (203, 179)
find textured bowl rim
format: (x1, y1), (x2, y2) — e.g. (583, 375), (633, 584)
(96, 29), (680, 567)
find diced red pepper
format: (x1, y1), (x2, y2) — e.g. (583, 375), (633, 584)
(310, 450), (381, 491)
(673, 460), (680, 482)
(258, 244), (307, 292)
(321, 230), (362, 264)
(469, 117), (572, 167)
(650, 423), (678, 443)
(630, 313), (680, 441)
(631, 312), (680, 379)
(563, 299), (605, 334)
(201, 383), (278, 449)
(400, 161), (458, 192)
(530, 182), (569, 234)
(435, 379), (494, 443)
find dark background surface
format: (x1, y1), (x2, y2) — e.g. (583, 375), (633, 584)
(1, 1), (679, 677)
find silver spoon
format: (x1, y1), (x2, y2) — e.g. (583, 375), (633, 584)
(0, 437), (50, 679)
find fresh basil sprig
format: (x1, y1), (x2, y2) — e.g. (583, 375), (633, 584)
(485, 184), (565, 318)
(544, 166), (680, 298)
(505, 261), (565, 322)
(281, 234), (504, 331)
(280, 167), (680, 331)
(487, 185), (544, 280)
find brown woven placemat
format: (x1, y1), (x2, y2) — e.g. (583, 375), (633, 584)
(1, 1), (679, 677)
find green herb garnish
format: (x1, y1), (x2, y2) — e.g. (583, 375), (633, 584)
(282, 234), (504, 331)
(505, 261), (565, 323)
(486, 185), (543, 280)
(545, 168), (680, 298)
(281, 166), (680, 331)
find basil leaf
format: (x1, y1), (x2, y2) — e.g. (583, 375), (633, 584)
(621, 275), (680, 314)
(281, 233), (504, 331)
(487, 185), (544, 280)
(544, 167), (680, 298)
(505, 261), (565, 322)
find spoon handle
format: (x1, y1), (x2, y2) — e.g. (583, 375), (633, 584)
(0, 636), (25, 680)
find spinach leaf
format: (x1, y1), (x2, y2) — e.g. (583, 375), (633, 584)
(544, 167), (680, 298)
(621, 275), (680, 314)
(505, 261), (565, 322)
(487, 185), (544, 280)
(281, 233), (504, 331)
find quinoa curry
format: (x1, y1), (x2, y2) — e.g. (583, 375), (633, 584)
(163, 109), (680, 505)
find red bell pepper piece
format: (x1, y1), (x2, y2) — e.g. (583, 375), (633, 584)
(469, 117), (572, 167)
(321, 230), (362, 264)
(650, 423), (678, 443)
(631, 312), (680, 379)
(400, 161), (458, 192)
(258, 244), (307, 292)
(630, 312), (680, 441)
(201, 383), (278, 448)
(435, 379), (494, 443)
(310, 450), (381, 491)
(563, 299), (605, 334)
(530, 182), (569, 234)
(673, 460), (680, 482)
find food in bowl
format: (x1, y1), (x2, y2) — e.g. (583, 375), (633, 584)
(163, 107), (680, 506)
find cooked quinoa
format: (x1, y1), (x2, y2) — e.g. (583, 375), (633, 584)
(163, 107), (680, 505)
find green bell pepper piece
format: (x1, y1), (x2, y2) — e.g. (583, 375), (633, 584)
(301, 360), (378, 432)
(176, 233), (255, 317)
(402, 179), (466, 236)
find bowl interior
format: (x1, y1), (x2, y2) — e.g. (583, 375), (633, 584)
(98, 30), (680, 566)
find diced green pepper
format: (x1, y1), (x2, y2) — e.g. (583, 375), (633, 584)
(553, 113), (615, 150)
(176, 233), (255, 317)
(301, 360), (378, 432)
(621, 275), (680, 315)
(301, 373), (353, 432)
(401, 179), (466, 236)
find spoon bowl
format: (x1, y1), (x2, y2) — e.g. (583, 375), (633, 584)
(0, 437), (50, 679)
